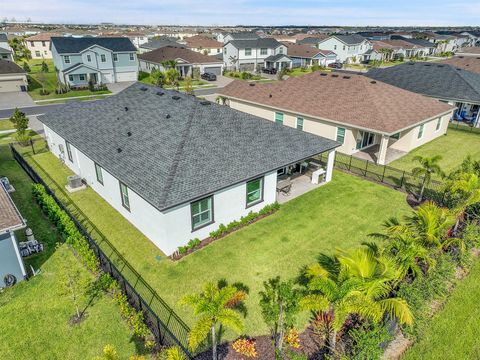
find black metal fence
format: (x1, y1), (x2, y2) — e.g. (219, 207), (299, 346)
(318, 151), (446, 205)
(10, 144), (196, 358)
(449, 120), (480, 134)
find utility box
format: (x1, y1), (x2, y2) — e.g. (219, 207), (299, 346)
(68, 175), (83, 189)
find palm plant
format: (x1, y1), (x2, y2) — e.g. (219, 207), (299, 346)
(161, 59), (178, 69)
(300, 246), (412, 354)
(447, 172), (480, 233)
(181, 282), (246, 360)
(411, 155), (444, 201)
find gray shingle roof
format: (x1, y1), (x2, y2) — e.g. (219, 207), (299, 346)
(39, 83), (338, 211)
(0, 47), (12, 53)
(140, 38), (184, 50)
(265, 54), (291, 62)
(226, 32), (260, 40)
(366, 62), (480, 104)
(51, 36), (136, 54)
(0, 34), (7, 42)
(0, 59), (25, 74)
(390, 36), (435, 48)
(228, 38), (282, 49)
(330, 34), (367, 45)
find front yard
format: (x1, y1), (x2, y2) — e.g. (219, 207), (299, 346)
(15, 141), (412, 336)
(22, 59), (111, 100)
(138, 71), (210, 89)
(390, 127), (480, 174)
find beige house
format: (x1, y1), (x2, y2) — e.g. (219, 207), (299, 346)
(25, 32), (61, 59)
(219, 72), (455, 165)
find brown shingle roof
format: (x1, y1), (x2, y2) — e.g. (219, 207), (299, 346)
(183, 35), (223, 49)
(0, 183), (24, 232)
(25, 32), (61, 41)
(282, 42), (334, 58)
(458, 47), (480, 55)
(219, 71), (454, 134)
(138, 46), (222, 65)
(439, 56), (480, 75)
(381, 39), (417, 49)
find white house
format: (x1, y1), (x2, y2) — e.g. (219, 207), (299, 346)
(40, 83), (339, 255)
(222, 32), (260, 43)
(0, 33), (14, 61)
(317, 35), (372, 63)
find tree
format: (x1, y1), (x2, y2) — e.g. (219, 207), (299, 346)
(181, 282), (246, 360)
(259, 277), (300, 358)
(161, 59), (177, 69)
(41, 60), (49, 73)
(22, 61), (31, 72)
(411, 155), (444, 201)
(9, 108), (29, 144)
(36, 70), (48, 95)
(183, 76), (194, 95)
(300, 246), (412, 354)
(164, 68), (180, 86)
(447, 172), (480, 233)
(150, 68), (165, 87)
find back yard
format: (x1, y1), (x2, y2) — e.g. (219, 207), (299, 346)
(390, 126), (480, 174)
(0, 143), (142, 359)
(14, 140), (412, 336)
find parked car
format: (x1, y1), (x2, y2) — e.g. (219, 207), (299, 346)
(328, 62), (343, 69)
(201, 72), (217, 81)
(261, 67), (277, 75)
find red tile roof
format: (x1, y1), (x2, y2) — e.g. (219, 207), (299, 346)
(219, 71), (454, 134)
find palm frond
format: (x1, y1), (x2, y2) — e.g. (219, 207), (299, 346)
(378, 298), (414, 326)
(187, 316), (213, 351)
(299, 294), (330, 312)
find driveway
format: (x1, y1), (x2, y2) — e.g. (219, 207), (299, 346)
(207, 75), (233, 88)
(106, 81), (136, 94)
(0, 92), (35, 110)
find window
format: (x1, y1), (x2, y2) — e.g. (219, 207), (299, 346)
(390, 132), (400, 140)
(64, 55), (70, 64)
(336, 127), (346, 144)
(418, 124), (424, 139)
(129, 53), (135, 61)
(246, 178), (263, 207)
(436, 118), (442, 131)
(275, 112), (284, 124)
(100, 54), (106, 62)
(86, 54), (91, 62)
(68, 74), (74, 82)
(35, 51), (41, 57)
(191, 196), (213, 230)
(279, 47), (284, 54)
(95, 163), (103, 185)
(30, 41), (34, 47)
(260, 48), (267, 55)
(65, 141), (73, 162)
(44, 50), (47, 55)
(217, 48), (220, 53)
(119, 182), (130, 210)
(113, 53), (118, 62)
(79, 74), (85, 81)
(333, 45), (337, 50)
(224, 48), (227, 55)
(245, 48), (252, 56)
(343, 45), (346, 50)
(296, 117), (304, 130)
(42, 41), (46, 47)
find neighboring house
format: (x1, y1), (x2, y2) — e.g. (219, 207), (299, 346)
(460, 32), (480, 47)
(219, 71), (455, 165)
(371, 40), (407, 61)
(181, 35), (223, 55)
(316, 35), (372, 63)
(282, 42), (337, 67)
(0, 33), (14, 61)
(222, 32), (260, 43)
(456, 47), (480, 56)
(223, 38), (289, 71)
(154, 30), (198, 41)
(0, 182), (27, 288)
(0, 60), (28, 92)
(138, 46), (224, 76)
(25, 32), (61, 59)
(379, 39), (430, 58)
(438, 56), (480, 75)
(390, 36), (436, 56)
(124, 32), (148, 48)
(40, 83), (339, 255)
(367, 62), (480, 127)
(51, 37), (138, 87)
(138, 37), (185, 54)
(294, 33), (329, 44)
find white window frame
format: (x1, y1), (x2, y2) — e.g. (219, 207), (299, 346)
(113, 53), (118, 62)
(435, 118), (442, 131)
(119, 182), (130, 211)
(65, 141), (73, 162)
(296, 117), (304, 130)
(245, 48), (252, 56)
(64, 55), (70, 64)
(100, 54), (106, 62)
(68, 74), (74, 82)
(336, 127), (346, 144)
(275, 112), (284, 124)
(129, 53), (135, 61)
(246, 177), (264, 208)
(86, 54), (91, 62)
(418, 124), (425, 139)
(79, 74), (85, 81)
(191, 196), (214, 231)
(95, 163), (103, 185)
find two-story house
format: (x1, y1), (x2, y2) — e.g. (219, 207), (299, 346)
(223, 38), (291, 71)
(51, 37), (138, 88)
(25, 32), (61, 59)
(317, 35), (373, 63)
(0, 34), (14, 61)
(180, 35), (224, 55)
(222, 32), (260, 43)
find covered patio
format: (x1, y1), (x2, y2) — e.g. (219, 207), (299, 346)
(353, 143), (407, 164)
(264, 54), (292, 71)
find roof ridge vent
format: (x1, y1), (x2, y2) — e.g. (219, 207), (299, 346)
(269, 94), (272, 98)
(320, 73), (327, 76)
(166, 114), (171, 119)
(331, 74), (339, 77)
(117, 148), (122, 153)
(127, 131), (132, 137)
(140, 87), (148, 91)
(200, 100), (210, 105)
(342, 76), (351, 79)
(124, 106), (129, 111)
(249, 83), (255, 86)
(156, 91), (164, 96)
(172, 95), (181, 100)
(459, 56), (464, 58)
(370, 80), (377, 84)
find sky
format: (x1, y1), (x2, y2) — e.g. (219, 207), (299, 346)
(2, 0), (480, 26)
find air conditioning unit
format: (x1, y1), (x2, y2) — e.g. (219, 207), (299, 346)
(68, 175), (83, 189)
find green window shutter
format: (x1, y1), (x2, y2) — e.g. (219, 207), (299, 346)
(275, 112), (284, 124)
(336, 127), (346, 144)
(418, 124), (424, 139)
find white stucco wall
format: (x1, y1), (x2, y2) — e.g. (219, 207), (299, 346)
(44, 125), (278, 255)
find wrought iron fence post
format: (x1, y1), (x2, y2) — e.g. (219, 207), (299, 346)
(399, 170), (405, 188)
(381, 165), (386, 182)
(348, 155), (352, 171)
(30, 139), (35, 155)
(364, 160), (369, 177)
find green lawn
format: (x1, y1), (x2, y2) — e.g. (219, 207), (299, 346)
(16, 142), (411, 336)
(22, 59), (111, 100)
(287, 68), (332, 77)
(0, 144), (142, 359)
(138, 71), (207, 89)
(0, 119), (14, 131)
(403, 260), (480, 360)
(390, 127), (480, 174)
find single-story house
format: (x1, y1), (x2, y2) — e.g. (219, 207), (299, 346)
(25, 32), (61, 59)
(138, 46), (224, 76)
(219, 71), (455, 165)
(138, 37), (185, 54)
(367, 62), (480, 127)
(40, 83), (339, 255)
(0, 181), (27, 288)
(282, 42), (337, 67)
(181, 35), (223, 55)
(0, 59), (28, 92)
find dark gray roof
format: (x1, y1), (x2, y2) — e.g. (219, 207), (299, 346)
(51, 36), (136, 54)
(366, 62), (480, 104)
(226, 32), (260, 40)
(265, 54), (291, 62)
(39, 83), (338, 211)
(390, 36), (434, 48)
(140, 38), (184, 50)
(228, 38), (282, 49)
(0, 34), (7, 42)
(297, 37), (321, 45)
(0, 47), (12, 53)
(0, 59), (25, 74)
(330, 34), (367, 45)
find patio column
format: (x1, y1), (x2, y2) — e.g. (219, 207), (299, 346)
(325, 149), (336, 183)
(377, 134), (389, 165)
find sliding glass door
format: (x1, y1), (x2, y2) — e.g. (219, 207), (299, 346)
(356, 131), (376, 150)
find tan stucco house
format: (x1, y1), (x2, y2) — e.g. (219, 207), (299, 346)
(25, 32), (61, 59)
(219, 71), (455, 165)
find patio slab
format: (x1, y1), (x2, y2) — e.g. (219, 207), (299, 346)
(353, 144), (407, 165)
(276, 174), (327, 204)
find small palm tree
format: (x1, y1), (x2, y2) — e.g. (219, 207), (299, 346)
(448, 172), (480, 233)
(181, 282), (246, 360)
(411, 155), (444, 201)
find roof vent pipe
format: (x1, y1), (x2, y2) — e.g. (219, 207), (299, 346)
(124, 106), (129, 111)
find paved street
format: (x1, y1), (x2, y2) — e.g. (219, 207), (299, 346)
(0, 103), (63, 119)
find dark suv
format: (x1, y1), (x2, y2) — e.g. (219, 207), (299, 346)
(327, 62), (343, 69)
(261, 67), (277, 74)
(201, 72), (217, 81)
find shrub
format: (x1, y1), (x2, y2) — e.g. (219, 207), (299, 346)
(349, 322), (393, 360)
(240, 71), (253, 80)
(22, 61), (31, 72)
(284, 328), (300, 349)
(232, 338), (257, 358)
(39, 89), (50, 96)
